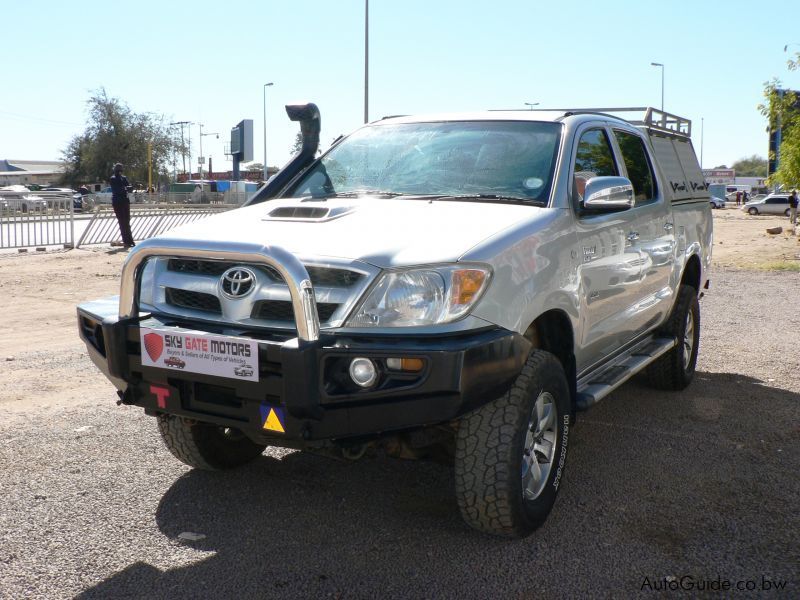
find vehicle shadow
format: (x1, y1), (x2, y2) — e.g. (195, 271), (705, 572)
(76, 370), (800, 599)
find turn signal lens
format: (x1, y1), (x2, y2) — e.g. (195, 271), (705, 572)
(386, 357), (425, 372)
(451, 269), (488, 306)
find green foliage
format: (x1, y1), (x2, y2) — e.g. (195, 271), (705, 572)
(290, 132), (303, 155)
(60, 89), (184, 186)
(731, 155), (768, 177)
(760, 53), (800, 188)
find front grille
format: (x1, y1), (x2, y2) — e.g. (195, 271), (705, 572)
(165, 288), (222, 314)
(252, 300), (339, 322)
(168, 259), (362, 288)
(168, 259), (283, 282)
(305, 267), (363, 288)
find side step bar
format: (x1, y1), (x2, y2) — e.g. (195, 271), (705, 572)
(576, 336), (676, 410)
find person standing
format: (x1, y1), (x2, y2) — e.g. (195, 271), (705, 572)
(789, 190), (799, 232)
(109, 163), (135, 248)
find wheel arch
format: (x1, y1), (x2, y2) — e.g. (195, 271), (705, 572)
(681, 253), (702, 292)
(523, 309), (577, 412)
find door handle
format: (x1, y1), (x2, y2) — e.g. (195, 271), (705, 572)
(663, 222), (674, 231)
(626, 231), (640, 241)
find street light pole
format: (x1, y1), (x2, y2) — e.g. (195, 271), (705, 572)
(651, 62), (664, 112)
(524, 102), (539, 110)
(263, 82), (274, 180)
(700, 117), (704, 169)
(199, 124), (219, 182)
(364, 0), (369, 123)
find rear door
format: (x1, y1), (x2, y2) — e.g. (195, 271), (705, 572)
(610, 127), (675, 329)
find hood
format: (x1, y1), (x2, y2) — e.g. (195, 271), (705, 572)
(161, 197), (546, 268)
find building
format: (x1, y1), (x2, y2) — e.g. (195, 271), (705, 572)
(0, 159), (65, 187)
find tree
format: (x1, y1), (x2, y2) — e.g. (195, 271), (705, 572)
(290, 132), (303, 154)
(760, 51), (800, 187)
(61, 89), (184, 187)
(731, 155), (768, 177)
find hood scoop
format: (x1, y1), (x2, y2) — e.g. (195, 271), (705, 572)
(264, 204), (356, 222)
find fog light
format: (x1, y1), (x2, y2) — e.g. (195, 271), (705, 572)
(349, 357), (378, 388)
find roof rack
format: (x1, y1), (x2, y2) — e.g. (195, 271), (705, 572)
(549, 107), (692, 138)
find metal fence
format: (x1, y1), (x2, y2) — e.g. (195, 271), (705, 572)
(0, 198), (76, 249)
(75, 203), (235, 248)
(90, 191), (251, 207)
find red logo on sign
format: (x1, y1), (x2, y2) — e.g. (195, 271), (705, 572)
(143, 333), (164, 361)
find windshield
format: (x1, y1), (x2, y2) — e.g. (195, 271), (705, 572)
(289, 120), (561, 203)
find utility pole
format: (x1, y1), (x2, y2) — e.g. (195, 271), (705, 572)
(170, 121), (191, 179)
(364, 0), (369, 123)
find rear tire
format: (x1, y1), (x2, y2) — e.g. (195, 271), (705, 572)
(454, 350), (571, 538)
(785, 208), (791, 217)
(157, 414), (267, 470)
(645, 284), (700, 391)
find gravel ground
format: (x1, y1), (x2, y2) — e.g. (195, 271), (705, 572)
(0, 265), (799, 598)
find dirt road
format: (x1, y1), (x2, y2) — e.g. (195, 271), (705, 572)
(0, 208), (798, 597)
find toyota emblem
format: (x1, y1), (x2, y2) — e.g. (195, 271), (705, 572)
(220, 267), (256, 299)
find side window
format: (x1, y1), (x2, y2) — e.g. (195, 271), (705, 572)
(614, 130), (656, 202)
(573, 128), (618, 205)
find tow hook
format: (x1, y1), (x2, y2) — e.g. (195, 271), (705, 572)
(116, 388), (135, 406)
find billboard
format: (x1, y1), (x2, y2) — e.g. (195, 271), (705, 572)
(229, 119), (254, 163)
(702, 168), (735, 184)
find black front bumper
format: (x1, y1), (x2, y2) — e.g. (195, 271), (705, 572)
(78, 308), (530, 443)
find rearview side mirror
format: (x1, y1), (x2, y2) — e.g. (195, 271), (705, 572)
(583, 176), (635, 211)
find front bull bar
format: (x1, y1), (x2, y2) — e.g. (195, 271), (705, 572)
(118, 238), (320, 342)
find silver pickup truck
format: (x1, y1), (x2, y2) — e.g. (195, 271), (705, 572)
(77, 104), (711, 537)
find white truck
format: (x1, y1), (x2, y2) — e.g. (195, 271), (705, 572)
(78, 104), (711, 537)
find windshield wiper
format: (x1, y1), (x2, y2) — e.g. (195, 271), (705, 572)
(418, 194), (545, 206)
(308, 190), (405, 200)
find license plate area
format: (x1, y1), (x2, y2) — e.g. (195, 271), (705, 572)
(140, 326), (260, 382)
(182, 381), (249, 422)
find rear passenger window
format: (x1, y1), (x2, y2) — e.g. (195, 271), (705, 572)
(614, 130), (656, 202)
(573, 129), (618, 206)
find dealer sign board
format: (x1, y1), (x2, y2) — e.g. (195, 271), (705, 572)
(140, 326), (259, 382)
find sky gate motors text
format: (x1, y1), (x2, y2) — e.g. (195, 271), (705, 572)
(164, 334), (251, 357)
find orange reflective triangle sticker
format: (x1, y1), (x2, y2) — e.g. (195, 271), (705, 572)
(264, 408), (285, 433)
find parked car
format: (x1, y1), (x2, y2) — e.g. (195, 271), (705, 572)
(0, 185), (48, 212)
(709, 196), (726, 209)
(93, 187), (143, 205)
(742, 193), (791, 216)
(39, 187), (91, 212)
(4, 195), (48, 213)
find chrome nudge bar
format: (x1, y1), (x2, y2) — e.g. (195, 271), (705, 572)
(118, 238), (320, 342)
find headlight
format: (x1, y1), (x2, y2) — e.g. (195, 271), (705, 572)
(347, 265), (491, 327)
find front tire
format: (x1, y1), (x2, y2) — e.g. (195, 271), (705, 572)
(454, 350), (571, 538)
(157, 414), (267, 470)
(645, 284), (700, 390)
(748, 207), (758, 215)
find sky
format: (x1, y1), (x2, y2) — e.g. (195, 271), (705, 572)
(2, 0), (799, 175)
